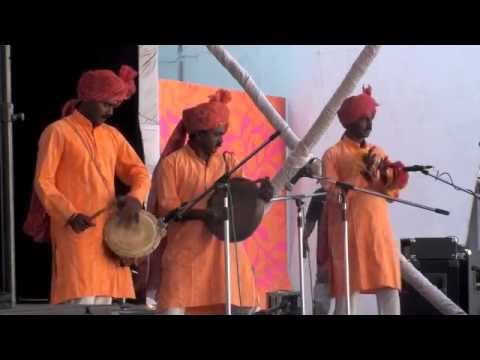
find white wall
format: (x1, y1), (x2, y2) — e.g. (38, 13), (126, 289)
(157, 45), (480, 314)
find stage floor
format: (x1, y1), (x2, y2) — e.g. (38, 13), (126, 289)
(0, 303), (156, 315)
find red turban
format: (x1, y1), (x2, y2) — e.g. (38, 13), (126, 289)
(62, 65), (138, 117)
(162, 89), (232, 159)
(337, 85), (379, 128)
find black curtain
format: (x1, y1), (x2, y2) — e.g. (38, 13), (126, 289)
(10, 45), (143, 302)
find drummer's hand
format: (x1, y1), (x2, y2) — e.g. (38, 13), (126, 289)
(117, 196), (142, 226)
(68, 214), (95, 233)
(257, 177), (275, 202)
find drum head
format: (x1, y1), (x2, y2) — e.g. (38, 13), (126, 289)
(104, 210), (162, 259)
(206, 178), (265, 242)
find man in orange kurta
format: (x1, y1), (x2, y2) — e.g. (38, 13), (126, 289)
(150, 90), (274, 315)
(320, 86), (409, 315)
(34, 66), (151, 305)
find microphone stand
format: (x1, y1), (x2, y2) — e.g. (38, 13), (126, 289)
(320, 177), (450, 315)
(271, 192), (326, 315)
(160, 130), (281, 315)
(1, 45), (24, 309)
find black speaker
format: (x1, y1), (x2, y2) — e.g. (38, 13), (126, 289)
(400, 237), (480, 315)
(400, 258), (469, 314)
(255, 290), (301, 315)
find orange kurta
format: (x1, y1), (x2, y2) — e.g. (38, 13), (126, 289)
(153, 145), (257, 311)
(321, 136), (403, 298)
(35, 110), (150, 304)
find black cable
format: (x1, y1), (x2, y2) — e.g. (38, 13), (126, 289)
(227, 186), (243, 307)
(433, 170), (477, 196)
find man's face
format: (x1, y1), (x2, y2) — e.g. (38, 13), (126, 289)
(195, 125), (226, 156)
(347, 116), (373, 139)
(83, 101), (116, 125)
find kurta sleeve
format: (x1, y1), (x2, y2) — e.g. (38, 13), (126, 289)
(113, 129), (151, 204)
(321, 148), (338, 194)
(155, 156), (182, 218)
(34, 125), (78, 223)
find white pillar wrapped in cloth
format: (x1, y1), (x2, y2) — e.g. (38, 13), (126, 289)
(207, 44), (466, 315)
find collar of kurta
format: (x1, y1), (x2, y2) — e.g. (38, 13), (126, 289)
(69, 110), (104, 131)
(341, 135), (368, 149)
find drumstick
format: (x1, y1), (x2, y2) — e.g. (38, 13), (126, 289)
(89, 201), (117, 221)
(88, 207), (109, 221)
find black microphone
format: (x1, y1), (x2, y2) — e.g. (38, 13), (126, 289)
(286, 158), (321, 190)
(403, 165), (433, 172)
(435, 208), (450, 216)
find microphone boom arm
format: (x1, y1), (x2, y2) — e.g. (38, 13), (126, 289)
(419, 170), (480, 199)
